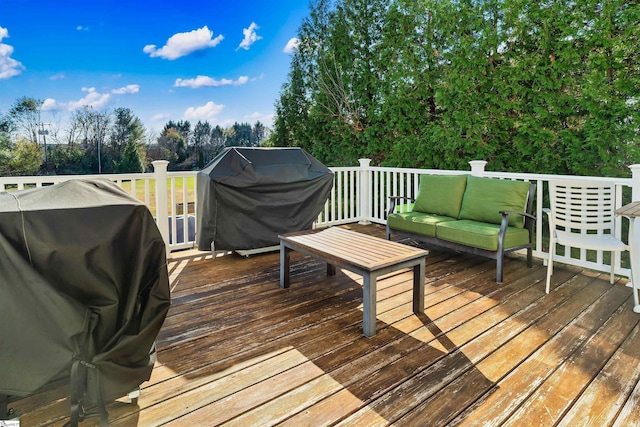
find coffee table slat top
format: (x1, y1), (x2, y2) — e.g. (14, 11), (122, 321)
(616, 201), (640, 217)
(279, 227), (428, 271)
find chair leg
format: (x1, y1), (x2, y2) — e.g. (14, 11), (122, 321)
(546, 240), (555, 294)
(627, 249), (633, 289)
(1, 394), (7, 420)
(610, 251), (618, 285)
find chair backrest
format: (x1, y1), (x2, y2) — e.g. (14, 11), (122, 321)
(548, 179), (617, 234)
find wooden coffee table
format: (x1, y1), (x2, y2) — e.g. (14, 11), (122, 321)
(279, 227), (429, 336)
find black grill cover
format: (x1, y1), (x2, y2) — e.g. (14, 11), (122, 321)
(196, 147), (334, 251)
(0, 179), (170, 403)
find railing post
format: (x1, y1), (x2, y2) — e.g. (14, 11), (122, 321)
(153, 160), (171, 259)
(358, 158), (371, 225)
(630, 164), (640, 201)
(469, 160), (488, 177)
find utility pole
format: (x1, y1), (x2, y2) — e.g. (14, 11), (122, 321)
(38, 122), (50, 169)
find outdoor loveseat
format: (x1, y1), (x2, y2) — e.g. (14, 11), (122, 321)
(386, 174), (536, 283)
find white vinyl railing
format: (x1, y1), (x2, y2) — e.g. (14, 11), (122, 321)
(2, 158), (639, 279)
(0, 161), (198, 255)
(315, 166), (360, 227)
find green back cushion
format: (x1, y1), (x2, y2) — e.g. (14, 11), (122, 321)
(413, 174), (468, 218)
(458, 176), (530, 228)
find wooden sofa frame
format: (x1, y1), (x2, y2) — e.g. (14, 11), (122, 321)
(386, 182), (537, 283)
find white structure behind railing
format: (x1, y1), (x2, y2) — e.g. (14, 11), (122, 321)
(1, 159), (637, 279)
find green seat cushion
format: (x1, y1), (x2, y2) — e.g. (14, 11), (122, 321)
(387, 212), (457, 237)
(413, 174), (468, 218)
(458, 176), (530, 228)
(435, 220), (530, 251)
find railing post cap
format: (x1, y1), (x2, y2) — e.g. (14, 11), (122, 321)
(469, 160), (488, 167)
(629, 164), (640, 171)
(469, 160), (487, 176)
(152, 160), (170, 172)
(358, 158), (371, 167)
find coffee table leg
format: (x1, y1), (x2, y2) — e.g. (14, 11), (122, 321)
(280, 243), (291, 288)
(327, 263), (336, 276)
(413, 259), (425, 313)
(362, 273), (377, 337)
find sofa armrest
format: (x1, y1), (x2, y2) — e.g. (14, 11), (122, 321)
(387, 196), (415, 217)
(499, 210), (537, 247)
(500, 210), (537, 222)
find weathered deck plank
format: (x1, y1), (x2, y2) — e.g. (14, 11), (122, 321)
(7, 224), (640, 426)
(502, 299), (640, 426)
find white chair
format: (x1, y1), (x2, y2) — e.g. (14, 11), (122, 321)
(545, 179), (628, 293)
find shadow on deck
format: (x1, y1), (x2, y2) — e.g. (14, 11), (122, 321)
(8, 224), (640, 426)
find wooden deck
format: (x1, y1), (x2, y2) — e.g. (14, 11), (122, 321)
(9, 224), (640, 426)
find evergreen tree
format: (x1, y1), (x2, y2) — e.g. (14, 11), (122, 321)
(273, 0), (640, 176)
(116, 138), (145, 173)
(193, 121), (212, 168)
(109, 107), (145, 169)
(211, 125), (226, 154)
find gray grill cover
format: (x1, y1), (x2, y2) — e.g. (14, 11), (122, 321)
(0, 179), (170, 402)
(196, 147), (334, 251)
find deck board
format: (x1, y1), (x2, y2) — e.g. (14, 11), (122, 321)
(7, 223), (640, 426)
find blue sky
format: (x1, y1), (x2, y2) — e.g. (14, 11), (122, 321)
(0, 0), (309, 135)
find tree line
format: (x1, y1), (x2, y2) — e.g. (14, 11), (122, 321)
(273, 0), (640, 177)
(0, 97), (268, 176)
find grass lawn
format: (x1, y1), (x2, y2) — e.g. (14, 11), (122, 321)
(119, 176), (196, 217)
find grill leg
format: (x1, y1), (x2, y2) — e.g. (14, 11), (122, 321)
(1, 394), (8, 420)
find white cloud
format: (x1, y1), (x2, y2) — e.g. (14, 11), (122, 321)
(67, 87), (111, 110)
(111, 84), (140, 94)
(174, 75), (249, 88)
(183, 101), (225, 121)
(283, 38), (299, 54)
(76, 25), (89, 31)
(41, 98), (62, 111)
(0, 26), (24, 79)
(152, 113), (170, 122)
(244, 111), (274, 127)
(143, 26), (224, 60)
(50, 72), (65, 80)
(39, 85), (136, 113)
(217, 118), (236, 128)
(237, 22), (262, 51)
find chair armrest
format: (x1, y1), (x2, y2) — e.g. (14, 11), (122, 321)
(387, 196), (415, 216)
(542, 208), (556, 232)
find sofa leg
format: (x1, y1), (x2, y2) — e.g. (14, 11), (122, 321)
(496, 256), (504, 284)
(527, 247), (533, 268)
